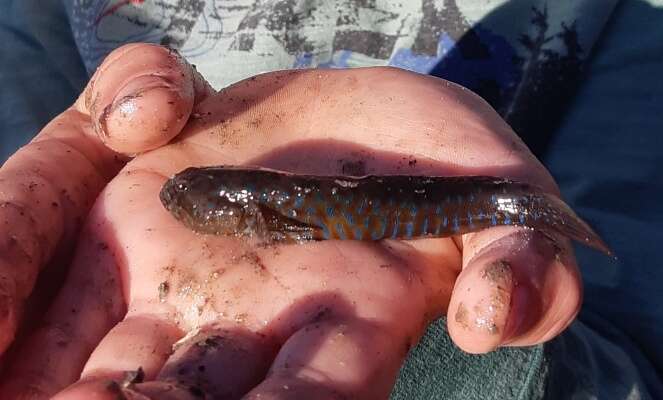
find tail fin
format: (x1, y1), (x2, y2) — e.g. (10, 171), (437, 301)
(534, 193), (615, 258)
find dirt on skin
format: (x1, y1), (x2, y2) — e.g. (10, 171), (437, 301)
(454, 302), (470, 329)
(455, 260), (514, 335)
(473, 260), (513, 335)
(481, 260), (512, 290)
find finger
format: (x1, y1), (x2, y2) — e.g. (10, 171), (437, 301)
(59, 324), (277, 399)
(80, 314), (183, 382)
(154, 324), (276, 399)
(76, 43), (215, 154)
(0, 43), (214, 357)
(50, 316), (185, 399)
(0, 112), (122, 355)
(54, 380), (188, 400)
(244, 318), (405, 400)
(53, 323), (275, 400)
(52, 380), (152, 400)
(0, 206), (126, 398)
(447, 229), (582, 353)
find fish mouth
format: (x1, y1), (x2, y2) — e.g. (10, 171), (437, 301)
(159, 177), (208, 233)
(159, 179), (176, 211)
(159, 177), (191, 221)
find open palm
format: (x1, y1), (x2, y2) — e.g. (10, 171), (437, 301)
(0, 44), (582, 399)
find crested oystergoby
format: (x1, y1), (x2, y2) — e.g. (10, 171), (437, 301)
(159, 166), (613, 257)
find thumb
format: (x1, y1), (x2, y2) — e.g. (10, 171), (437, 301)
(76, 43), (215, 154)
(0, 43), (214, 356)
(447, 226), (582, 354)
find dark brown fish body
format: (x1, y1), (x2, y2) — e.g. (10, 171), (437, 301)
(159, 166), (612, 256)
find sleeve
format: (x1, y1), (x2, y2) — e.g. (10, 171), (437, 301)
(0, 0), (88, 162)
(543, 0), (663, 397)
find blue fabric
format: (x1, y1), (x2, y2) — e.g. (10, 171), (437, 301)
(0, 0), (86, 162)
(543, 0), (663, 396)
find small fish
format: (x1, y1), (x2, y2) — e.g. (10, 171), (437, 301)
(159, 166), (613, 256)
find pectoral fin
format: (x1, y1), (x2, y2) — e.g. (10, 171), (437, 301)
(256, 204), (322, 243)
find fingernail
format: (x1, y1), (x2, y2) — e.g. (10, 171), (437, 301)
(96, 74), (189, 153)
(95, 81), (156, 140)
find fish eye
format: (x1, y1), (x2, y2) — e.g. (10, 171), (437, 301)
(176, 182), (188, 191)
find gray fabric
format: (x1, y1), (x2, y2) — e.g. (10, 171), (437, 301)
(392, 318), (547, 400)
(61, 0), (620, 160)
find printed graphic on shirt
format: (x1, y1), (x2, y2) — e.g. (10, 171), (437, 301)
(67, 0), (617, 155)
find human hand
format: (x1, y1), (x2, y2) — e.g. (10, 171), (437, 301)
(0, 43), (214, 396)
(1, 45), (582, 399)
